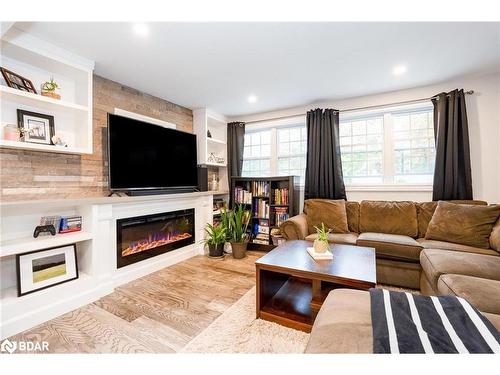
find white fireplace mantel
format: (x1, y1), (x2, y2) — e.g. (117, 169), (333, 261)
(0, 191), (221, 339)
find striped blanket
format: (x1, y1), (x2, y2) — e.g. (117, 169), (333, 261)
(370, 288), (500, 353)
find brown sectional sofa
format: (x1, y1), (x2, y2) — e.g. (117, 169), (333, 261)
(281, 199), (500, 290)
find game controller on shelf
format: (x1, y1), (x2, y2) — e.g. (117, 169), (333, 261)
(33, 225), (56, 238)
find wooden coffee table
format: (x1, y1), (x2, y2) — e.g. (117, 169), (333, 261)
(256, 240), (376, 332)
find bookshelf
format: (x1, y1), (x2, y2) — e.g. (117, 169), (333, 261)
(230, 176), (299, 251)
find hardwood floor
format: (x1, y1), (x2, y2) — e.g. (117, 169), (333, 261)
(9, 251), (263, 353)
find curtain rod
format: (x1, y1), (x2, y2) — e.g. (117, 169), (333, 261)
(245, 90), (474, 124)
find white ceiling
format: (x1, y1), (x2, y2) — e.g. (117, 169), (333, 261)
(15, 22), (500, 117)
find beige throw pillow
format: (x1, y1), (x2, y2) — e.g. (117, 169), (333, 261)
(304, 199), (349, 234)
(425, 201), (500, 249)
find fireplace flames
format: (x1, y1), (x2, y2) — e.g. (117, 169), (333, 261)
(122, 231), (192, 257)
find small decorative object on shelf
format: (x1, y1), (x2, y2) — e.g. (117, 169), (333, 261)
(17, 109), (55, 145)
(59, 215), (82, 234)
(1, 66), (37, 94)
(3, 123), (21, 141)
(41, 76), (61, 100)
(51, 134), (67, 147)
(210, 173), (219, 191)
(33, 225), (56, 238)
(207, 129), (212, 138)
(202, 222), (226, 258)
(313, 223), (331, 254)
(16, 244), (79, 296)
(40, 216), (62, 234)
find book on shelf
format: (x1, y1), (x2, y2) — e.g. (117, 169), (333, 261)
(251, 180), (269, 196)
(252, 239), (269, 245)
(273, 207), (289, 227)
(273, 188), (289, 205)
(234, 186), (252, 204)
(253, 198), (269, 219)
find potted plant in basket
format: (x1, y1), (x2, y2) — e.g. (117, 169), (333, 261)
(222, 204), (250, 259)
(313, 223), (331, 254)
(202, 222), (227, 258)
(41, 77), (61, 100)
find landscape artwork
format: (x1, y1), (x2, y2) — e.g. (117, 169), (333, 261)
(32, 253), (67, 283)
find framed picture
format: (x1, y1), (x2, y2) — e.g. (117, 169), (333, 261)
(16, 244), (79, 296)
(17, 109), (55, 145)
(1, 67), (37, 94)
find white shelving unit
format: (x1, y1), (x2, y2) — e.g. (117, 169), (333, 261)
(193, 108), (229, 192)
(0, 27), (94, 154)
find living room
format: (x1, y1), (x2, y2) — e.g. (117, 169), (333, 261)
(1, 1), (500, 373)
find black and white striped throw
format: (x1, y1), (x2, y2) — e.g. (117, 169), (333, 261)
(369, 288), (500, 353)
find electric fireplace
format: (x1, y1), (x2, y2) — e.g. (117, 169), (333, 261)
(116, 209), (195, 268)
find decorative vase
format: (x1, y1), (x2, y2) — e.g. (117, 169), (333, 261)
(230, 241), (247, 259)
(313, 239), (329, 254)
(207, 243), (225, 258)
(3, 124), (20, 141)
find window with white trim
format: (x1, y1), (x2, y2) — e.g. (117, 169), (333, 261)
(241, 103), (435, 188)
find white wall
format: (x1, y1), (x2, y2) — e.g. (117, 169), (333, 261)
(231, 72), (500, 203)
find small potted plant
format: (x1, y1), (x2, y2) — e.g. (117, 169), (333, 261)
(313, 223), (331, 253)
(202, 222), (227, 258)
(222, 204), (250, 259)
(41, 77), (61, 100)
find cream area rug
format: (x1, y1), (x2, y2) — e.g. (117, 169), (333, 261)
(181, 287), (310, 353)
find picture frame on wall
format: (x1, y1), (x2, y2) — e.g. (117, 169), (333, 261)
(1, 67), (37, 94)
(16, 244), (79, 296)
(17, 109), (55, 145)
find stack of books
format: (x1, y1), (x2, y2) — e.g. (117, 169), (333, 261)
(251, 181), (269, 196)
(273, 188), (289, 205)
(253, 219), (269, 245)
(234, 186), (252, 204)
(254, 198), (270, 218)
(273, 207), (289, 226)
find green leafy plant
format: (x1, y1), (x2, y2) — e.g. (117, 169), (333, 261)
(314, 223), (331, 243)
(42, 77), (59, 92)
(202, 223), (227, 246)
(221, 204), (250, 243)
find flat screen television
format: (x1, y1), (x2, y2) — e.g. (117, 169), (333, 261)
(107, 113), (198, 192)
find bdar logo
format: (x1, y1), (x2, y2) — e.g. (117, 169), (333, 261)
(1, 339), (17, 354)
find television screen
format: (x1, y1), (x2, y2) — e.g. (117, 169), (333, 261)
(108, 114), (198, 191)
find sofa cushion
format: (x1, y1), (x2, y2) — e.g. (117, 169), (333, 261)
(417, 200), (487, 238)
(437, 274), (500, 315)
(305, 232), (358, 245)
(416, 238), (499, 256)
(306, 289), (373, 353)
(490, 216), (500, 253)
(357, 232), (422, 262)
(304, 199), (349, 234)
(359, 200), (418, 237)
(346, 201), (360, 233)
(425, 201), (500, 249)
(420, 249), (500, 288)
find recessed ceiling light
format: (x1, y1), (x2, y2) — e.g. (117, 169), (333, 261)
(247, 95), (258, 104)
(132, 23), (150, 37)
(393, 65), (407, 76)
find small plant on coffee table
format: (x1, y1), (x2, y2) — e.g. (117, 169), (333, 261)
(313, 223), (331, 254)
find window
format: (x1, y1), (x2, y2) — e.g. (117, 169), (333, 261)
(340, 104), (435, 186)
(277, 126), (307, 180)
(241, 103), (435, 188)
(242, 130), (271, 176)
(242, 120), (307, 184)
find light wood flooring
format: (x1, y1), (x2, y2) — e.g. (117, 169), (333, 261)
(9, 251), (263, 353)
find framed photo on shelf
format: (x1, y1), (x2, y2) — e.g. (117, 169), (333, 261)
(16, 244), (79, 296)
(1, 67), (37, 94)
(17, 109), (55, 145)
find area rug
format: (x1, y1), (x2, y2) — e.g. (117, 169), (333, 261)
(181, 287), (310, 353)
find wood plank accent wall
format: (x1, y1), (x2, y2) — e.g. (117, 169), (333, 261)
(0, 75), (193, 201)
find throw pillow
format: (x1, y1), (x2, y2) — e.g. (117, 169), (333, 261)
(425, 201), (500, 249)
(304, 199), (349, 234)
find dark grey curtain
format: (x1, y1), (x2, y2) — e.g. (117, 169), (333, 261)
(304, 108), (346, 200)
(432, 89), (473, 201)
(227, 122), (245, 183)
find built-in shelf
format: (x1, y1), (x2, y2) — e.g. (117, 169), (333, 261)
(0, 231), (93, 257)
(0, 139), (92, 155)
(0, 85), (89, 113)
(205, 161), (227, 167)
(207, 137), (226, 145)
